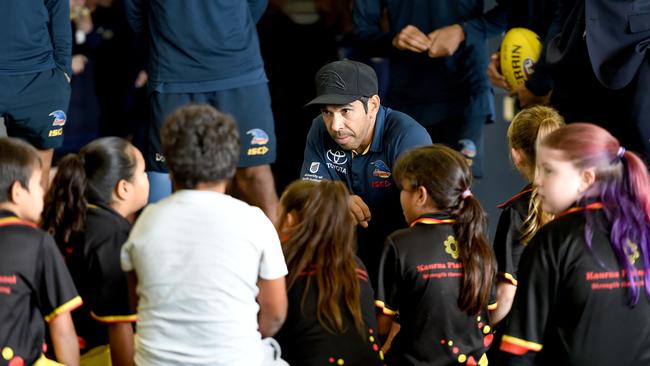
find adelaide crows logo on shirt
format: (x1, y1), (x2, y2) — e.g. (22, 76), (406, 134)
(371, 160), (391, 178)
(49, 110), (67, 126)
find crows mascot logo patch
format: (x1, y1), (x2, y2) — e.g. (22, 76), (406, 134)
(371, 160), (391, 178)
(247, 129), (269, 145)
(49, 110), (67, 126)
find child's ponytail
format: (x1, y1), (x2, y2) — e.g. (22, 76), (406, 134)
(42, 154), (88, 245)
(456, 192), (496, 315)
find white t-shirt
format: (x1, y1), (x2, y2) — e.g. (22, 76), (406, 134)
(121, 190), (288, 366)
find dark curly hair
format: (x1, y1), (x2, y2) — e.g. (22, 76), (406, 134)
(161, 105), (240, 189)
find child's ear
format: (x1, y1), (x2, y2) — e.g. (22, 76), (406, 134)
(286, 211), (298, 228)
(416, 186), (429, 207)
(9, 181), (24, 204)
(115, 179), (130, 201)
(578, 167), (596, 194)
(511, 148), (524, 167)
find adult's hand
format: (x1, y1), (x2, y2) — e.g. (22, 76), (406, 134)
(349, 195), (371, 228)
(487, 52), (510, 90)
(135, 70), (148, 88)
(71, 54), (88, 75)
(392, 25), (430, 53)
(509, 84), (551, 108)
(428, 24), (465, 58)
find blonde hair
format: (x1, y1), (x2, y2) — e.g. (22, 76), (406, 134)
(507, 106), (565, 243)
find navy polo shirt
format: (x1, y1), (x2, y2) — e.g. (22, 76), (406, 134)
(300, 106), (431, 285)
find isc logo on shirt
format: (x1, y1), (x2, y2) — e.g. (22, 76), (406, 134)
(48, 128), (63, 137)
(248, 146), (269, 156)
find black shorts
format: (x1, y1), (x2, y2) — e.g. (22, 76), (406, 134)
(147, 83), (277, 172)
(0, 68), (71, 149)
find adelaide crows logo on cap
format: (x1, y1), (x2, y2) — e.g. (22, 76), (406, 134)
(49, 110), (67, 127)
(247, 129), (269, 145)
(371, 160), (391, 178)
(318, 70), (346, 91)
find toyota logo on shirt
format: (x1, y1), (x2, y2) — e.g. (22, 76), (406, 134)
(326, 149), (348, 165)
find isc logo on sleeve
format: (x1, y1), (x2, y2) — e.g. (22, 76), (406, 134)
(247, 146), (269, 156)
(48, 128), (63, 137)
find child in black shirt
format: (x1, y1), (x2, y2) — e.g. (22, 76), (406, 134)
(0, 137), (80, 366)
(274, 180), (383, 366)
(501, 123), (650, 365)
(376, 144), (497, 366)
(491, 106), (564, 328)
(42, 137), (148, 366)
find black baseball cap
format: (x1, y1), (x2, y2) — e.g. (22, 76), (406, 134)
(305, 60), (379, 107)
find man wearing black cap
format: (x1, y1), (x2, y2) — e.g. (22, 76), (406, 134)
(301, 60), (432, 285)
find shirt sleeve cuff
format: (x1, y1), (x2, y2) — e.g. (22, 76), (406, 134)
(91, 311), (137, 324)
(500, 335), (543, 355)
(375, 300), (398, 316)
(44, 295), (83, 322)
(498, 272), (519, 286)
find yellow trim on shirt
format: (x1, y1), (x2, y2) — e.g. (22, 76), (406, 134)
(91, 311), (137, 323)
(374, 300), (398, 316)
(499, 272), (519, 286)
(487, 302), (498, 311)
(501, 335), (543, 352)
(44, 296), (83, 322)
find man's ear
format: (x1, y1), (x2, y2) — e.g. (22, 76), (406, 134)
(578, 167), (596, 194)
(368, 95), (380, 116)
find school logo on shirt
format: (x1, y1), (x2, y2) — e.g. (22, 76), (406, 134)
(309, 162), (320, 174)
(247, 129), (269, 145)
(371, 160), (391, 179)
(326, 149), (348, 165)
(625, 240), (640, 265)
(444, 236), (460, 259)
(49, 110), (67, 127)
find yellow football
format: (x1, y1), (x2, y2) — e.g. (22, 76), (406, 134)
(499, 28), (543, 87)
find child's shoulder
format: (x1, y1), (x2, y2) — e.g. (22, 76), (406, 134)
(0, 215), (48, 242)
(497, 186), (533, 212)
(388, 222), (454, 247)
(529, 208), (592, 250)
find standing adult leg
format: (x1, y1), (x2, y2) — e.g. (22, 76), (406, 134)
(209, 83), (279, 221)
